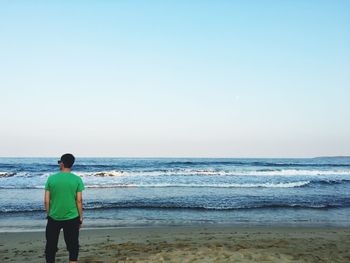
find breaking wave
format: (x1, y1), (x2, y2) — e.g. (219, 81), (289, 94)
(2, 199), (350, 214)
(75, 169), (350, 177)
(1, 178), (350, 189)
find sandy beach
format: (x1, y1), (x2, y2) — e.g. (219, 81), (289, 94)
(1, 226), (350, 262)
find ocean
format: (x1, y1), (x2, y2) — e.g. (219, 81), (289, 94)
(0, 157), (349, 232)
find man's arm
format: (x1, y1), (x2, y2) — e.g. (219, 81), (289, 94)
(44, 190), (50, 215)
(76, 192), (83, 225)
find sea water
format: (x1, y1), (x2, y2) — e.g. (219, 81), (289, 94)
(0, 157), (349, 232)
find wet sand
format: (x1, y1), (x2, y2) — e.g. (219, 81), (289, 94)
(1, 226), (350, 262)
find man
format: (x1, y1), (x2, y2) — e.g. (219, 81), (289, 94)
(44, 153), (85, 263)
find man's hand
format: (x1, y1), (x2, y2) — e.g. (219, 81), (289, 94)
(44, 190), (50, 214)
(76, 191), (83, 230)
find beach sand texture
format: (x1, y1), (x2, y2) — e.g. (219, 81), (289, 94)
(1, 226), (350, 262)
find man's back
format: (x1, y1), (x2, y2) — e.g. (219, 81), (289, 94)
(45, 172), (84, 220)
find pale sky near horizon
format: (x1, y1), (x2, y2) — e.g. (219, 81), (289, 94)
(0, 0), (349, 157)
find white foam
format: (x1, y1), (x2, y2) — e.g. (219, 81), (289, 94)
(77, 170), (127, 177)
(77, 169), (350, 177)
(84, 181), (310, 189)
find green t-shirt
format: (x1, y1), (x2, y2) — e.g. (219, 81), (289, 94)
(45, 172), (85, 220)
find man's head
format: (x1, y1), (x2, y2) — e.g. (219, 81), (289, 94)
(58, 153), (75, 170)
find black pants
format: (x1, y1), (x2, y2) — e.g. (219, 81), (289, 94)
(45, 216), (80, 262)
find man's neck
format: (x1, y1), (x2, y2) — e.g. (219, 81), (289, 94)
(61, 168), (71, 173)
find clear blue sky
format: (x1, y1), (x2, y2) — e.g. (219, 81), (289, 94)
(0, 0), (349, 157)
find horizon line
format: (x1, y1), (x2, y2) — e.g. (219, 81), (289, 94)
(0, 155), (349, 159)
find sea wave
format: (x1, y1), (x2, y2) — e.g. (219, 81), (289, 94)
(82, 179), (350, 188)
(161, 160), (350, 167)
(1, 168), (349, 179)
(78, 170), (127, 177)
(1, 178), (350, 189)
(242, 169), (350, 176)
(84, 202), (350, 211)
(0, 181), (311, 189)
(84, 181), (311, 189)
(76, 168), (350, 177)
(0, 172), (16, 178)
(1, 200), (350, 214)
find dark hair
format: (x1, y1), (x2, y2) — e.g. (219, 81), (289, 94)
(60, 153), (75, 168)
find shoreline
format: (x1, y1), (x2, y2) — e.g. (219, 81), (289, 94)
(1, 223), (350, 233)
(1, 225), (350, 262)
(2, 206), (350, 234)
